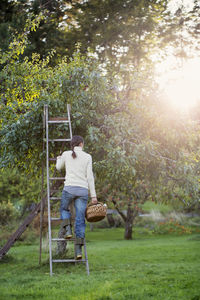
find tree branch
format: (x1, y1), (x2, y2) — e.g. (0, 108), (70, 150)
(111, 198), (127, 222)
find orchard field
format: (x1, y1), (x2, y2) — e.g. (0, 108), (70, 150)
(0, 228), (200, 300)
(1, 2), (200, 300)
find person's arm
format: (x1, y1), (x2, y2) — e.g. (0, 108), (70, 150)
(86, 155), (97, 204)
(56, 153), (65, 171)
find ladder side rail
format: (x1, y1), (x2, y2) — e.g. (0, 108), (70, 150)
(84, 240), (90, 275)
(67, 104), (73, 140)
(39, 106), (46, 265)
(45, 105), (53, 276)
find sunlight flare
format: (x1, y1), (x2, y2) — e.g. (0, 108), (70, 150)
(157, 58), (200, 111)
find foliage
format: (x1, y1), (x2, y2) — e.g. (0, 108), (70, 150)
(0, 0), (29, 53)
(65, 0), (170, 73)
(0, 168), (41, 219)
(152, 118), (200, 212)
(0, 0), (72, 62)
(0, 21), (112, 172)
(1, 16), (200, 241)
(161, 1), (200, 59)
(89, 76), (200, 237)
(0, 200), (18, 226)
(1, 1), (199, 74)
(0, 0), (169, 69)
(152, 218), (193, 235)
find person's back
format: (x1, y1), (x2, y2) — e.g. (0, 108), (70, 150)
(56, 147), (96, 197)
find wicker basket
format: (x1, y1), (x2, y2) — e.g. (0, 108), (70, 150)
(85, 202), (107, 222)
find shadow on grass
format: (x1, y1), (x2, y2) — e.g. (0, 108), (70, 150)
(0, 254), (15, 264)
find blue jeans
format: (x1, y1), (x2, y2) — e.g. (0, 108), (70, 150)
(60, 190), (88, 238)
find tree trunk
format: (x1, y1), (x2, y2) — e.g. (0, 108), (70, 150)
(107, 213), (115, 227)
(124, 221), (133, 240)
(124, 203), (133, 240)
(56, 226), (67, 256)
(112, 196), (139, 240)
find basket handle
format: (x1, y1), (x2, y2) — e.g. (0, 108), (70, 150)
(87, 201), (104, 207)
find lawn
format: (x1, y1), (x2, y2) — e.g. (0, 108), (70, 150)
(142, 200), (173, 214)
(0, 228), (199, 300)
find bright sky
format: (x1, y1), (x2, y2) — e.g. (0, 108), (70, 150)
(155, 0), (200, 112)
(157, 57), (200, 111)
(168, 0), (194, 12)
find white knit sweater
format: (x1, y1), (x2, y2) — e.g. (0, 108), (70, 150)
(56, 146), (96, 197)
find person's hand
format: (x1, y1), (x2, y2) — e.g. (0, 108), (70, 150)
(91, 197), (98, 204)
(57, 155), (61, 159)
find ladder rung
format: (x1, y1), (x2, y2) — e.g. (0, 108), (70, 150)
(49, 158), (56, 161)
(50, 197), (61, 200)
(52, 238), (75, 241)
(51, 217), (75, 222)
(52, 259), (86, 263)
(50, 177), (65, 180)
(48, 120), (69, 124)
(48, 139), (71, 142)
(49, 117), (69, 121)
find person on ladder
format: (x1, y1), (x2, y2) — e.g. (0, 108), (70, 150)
(56, 135), (97, 260)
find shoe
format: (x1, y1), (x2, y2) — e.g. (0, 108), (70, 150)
(75, 238), (84, 260)
(61, 219), (72, 239)
(75, 244), (82, 260)
(64, 225), (72, 239)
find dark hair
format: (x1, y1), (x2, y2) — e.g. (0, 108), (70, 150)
(71, 135), (84, 159)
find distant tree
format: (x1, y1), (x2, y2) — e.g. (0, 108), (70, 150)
(0, 0), (73, 63)
(0, 0), (29, 52)
(64, 0), (170, 77)
(26, 0), (72, 61)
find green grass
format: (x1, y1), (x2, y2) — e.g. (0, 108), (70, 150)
(0, 228), (200, 300)
(142, 201), (173, 213)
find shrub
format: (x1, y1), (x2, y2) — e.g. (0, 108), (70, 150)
(0, 201), (19, 225)
(153, 218), (192, 235)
